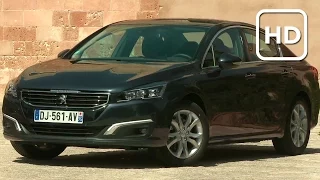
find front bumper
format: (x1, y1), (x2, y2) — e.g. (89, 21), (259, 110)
(2, 95), (172, 148)
(3, 129), (168, 148)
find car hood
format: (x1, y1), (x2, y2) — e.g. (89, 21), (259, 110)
(17, 59), (192, 92)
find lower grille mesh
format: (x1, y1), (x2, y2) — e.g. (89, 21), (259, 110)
(29, 124), (105, 137)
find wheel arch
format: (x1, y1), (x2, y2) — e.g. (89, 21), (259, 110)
(181, 93), (207, 115)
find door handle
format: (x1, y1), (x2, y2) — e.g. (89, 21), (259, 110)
(281, 69), (290, 75)
(245, 73), (256, 78)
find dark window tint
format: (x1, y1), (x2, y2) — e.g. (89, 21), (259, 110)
(203, 28), (244, 68)
(71, 25), (209, 62)
(243, 29), (279, 61)
(213, 28), (244, 61)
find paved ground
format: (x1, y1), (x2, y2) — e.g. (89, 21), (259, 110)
(1, 107), (320, 180)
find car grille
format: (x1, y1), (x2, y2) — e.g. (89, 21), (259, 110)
(29, 124), (105, 137)
(21, 90), (110, 108)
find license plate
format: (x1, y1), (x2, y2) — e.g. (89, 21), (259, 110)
(34, 110), (84, 124)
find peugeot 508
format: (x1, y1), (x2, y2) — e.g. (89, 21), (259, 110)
(2, 19), (320, 166)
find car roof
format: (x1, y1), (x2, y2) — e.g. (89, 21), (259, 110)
(112, 18), (255, 28)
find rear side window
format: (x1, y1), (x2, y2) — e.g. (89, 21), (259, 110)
(242, 28), (279, 61)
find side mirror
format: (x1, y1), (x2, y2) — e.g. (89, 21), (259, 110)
(57, 49), (70, 58)
(217, 52), (241, 68)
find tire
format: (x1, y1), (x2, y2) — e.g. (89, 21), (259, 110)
(11, 141), (66, 160)
(153, 101), (209, 166)
(272, 98), (310, 155)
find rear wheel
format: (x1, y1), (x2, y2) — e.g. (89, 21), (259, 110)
(11, 141), (66, 160)
(272, 98), (310, 155)
(154, 101), (209, 166)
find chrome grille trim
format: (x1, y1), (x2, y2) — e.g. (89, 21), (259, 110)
(21, 89), (110, 109)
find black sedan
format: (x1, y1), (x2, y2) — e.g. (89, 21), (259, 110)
(2, 19), (320, 166)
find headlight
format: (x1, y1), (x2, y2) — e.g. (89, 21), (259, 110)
(5, 79), (18, 98)
(120, 83), (167, 101)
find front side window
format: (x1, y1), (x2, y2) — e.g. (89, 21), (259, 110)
(203, 28), (244, 67)
(71, 25), (209, 63)
(213, 28), (244, 60)
(243, 28), (279, 61)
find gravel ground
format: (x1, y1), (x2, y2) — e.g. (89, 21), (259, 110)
(1, 107), (320, 180)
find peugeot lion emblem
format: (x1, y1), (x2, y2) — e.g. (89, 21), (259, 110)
(58, 95), (67, 105)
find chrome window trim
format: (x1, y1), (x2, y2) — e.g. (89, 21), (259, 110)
(21, 89), (111, 109)
(3, 114), (22, 131)
(278, 44), (284, 57)
(104, 119), (153, 135)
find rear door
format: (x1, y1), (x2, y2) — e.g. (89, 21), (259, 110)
(241, 28), (292, 131)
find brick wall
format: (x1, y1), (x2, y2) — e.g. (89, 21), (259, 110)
(0, 0), (159, 98)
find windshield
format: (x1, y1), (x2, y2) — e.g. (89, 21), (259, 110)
(71, 24), (209, 62)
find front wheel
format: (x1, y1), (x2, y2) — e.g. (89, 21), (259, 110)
(272, 98), (310, 155)
(154, 101), (209, 166)
(11, 141), (66, 160)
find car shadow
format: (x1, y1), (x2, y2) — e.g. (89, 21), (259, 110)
(13, 144), (320, 169)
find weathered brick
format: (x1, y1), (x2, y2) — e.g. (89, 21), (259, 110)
(3, 0), (24, 10)
(0, 11), (3, 26)
(25, 41), (59, 56)
(2, 56), (39, 70)
(37, 56), (50, 63)
(24, 10), (53, 26)
(104, 11), (137, 25)
(37, 0), (65, 10)
(3, 27), (22, 40)
(13, 41), (26, 56)
(63, 27), (79, 41)
(0, 58), (5, 71)
(140, 0), (159, 11)
(83, 0), (110, 10)
(70, 11), (87, 26)
(86, 11), (103, 27)
(52, 11), (69, 26)
(64, 0), (83, 10)
(0, 69), (21, 85)
(79, 27), (100, 40)
(3, 27), (36, 41)
(70, 11), (102, 27)
(24, 27), (37, 41)
(23, 0), (37, 10)
(137, 11), (158, 19)
(0, 27), (3, 40)
(36, 27), (63, 41)
(0, 41), (13, 55)
(110, 0), (139, 11)
(3, 11), (24, 26)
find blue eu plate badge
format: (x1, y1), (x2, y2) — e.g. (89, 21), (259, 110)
(78, 112), (83, 123)
(34, 110), (40, 121)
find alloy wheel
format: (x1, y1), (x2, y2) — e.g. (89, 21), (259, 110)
(166, 110), (203, 159)
(290, 104), (308, 147)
